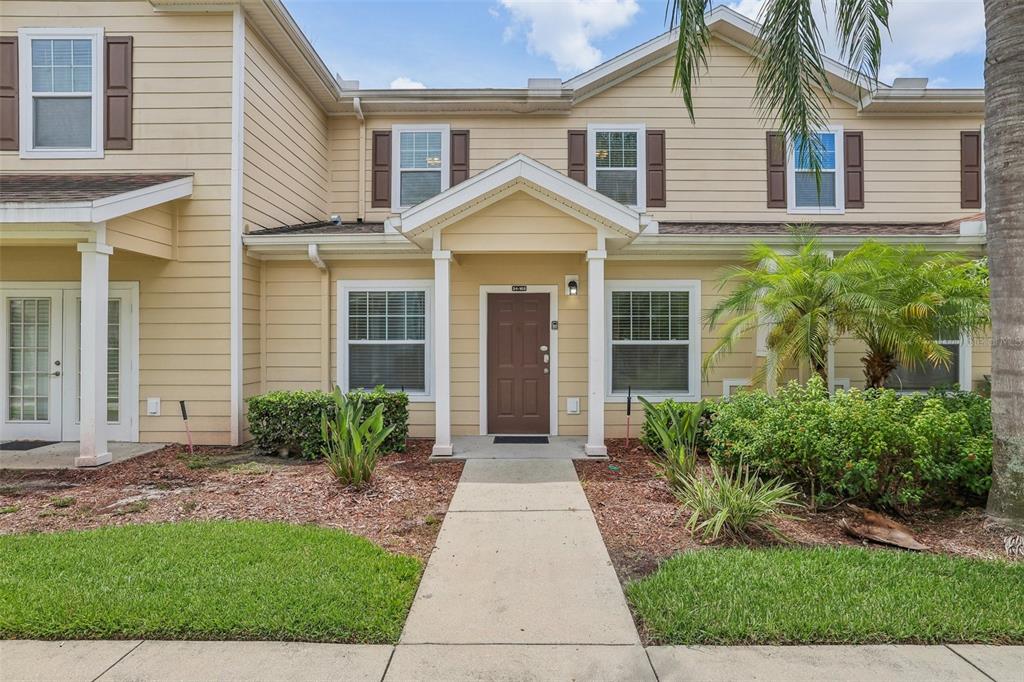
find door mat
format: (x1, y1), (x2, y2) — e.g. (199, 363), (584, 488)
(493, 436), (549, 444)
(0, 440), (57, 451)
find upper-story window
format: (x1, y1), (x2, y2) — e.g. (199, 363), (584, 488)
(588, 124), (646, 210)
(18, 28), (104, 159)
(392, 124), (450, 210)
(788, 126), (844, 214)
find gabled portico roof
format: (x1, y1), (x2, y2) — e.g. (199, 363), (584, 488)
(394, 154), (647, 241)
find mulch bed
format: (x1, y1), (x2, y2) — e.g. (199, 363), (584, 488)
(0, 439), (463, 561)
(576, 439), (1012, 583)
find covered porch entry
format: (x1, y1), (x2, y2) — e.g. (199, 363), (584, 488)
(393, 155), (653, 458)
(0, 174), (192, 466)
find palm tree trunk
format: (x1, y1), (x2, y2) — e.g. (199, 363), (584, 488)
(862, 347), (898, 389)
(983, 0), (1024, 529)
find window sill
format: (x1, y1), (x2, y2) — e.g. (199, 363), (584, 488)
(606, 392), (701, 403)
(787, 206), (845, 215)
(20, 148), (104, 160)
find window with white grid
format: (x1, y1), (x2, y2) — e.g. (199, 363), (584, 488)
(606, 281), (700, 399)
(341, 283), (432, 396)
(588, 124), (646, 209)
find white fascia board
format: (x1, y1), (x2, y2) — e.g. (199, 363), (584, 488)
(565, 6), (883, 102)
(399, 154), (641, 237)
(0, 176), (193, 224)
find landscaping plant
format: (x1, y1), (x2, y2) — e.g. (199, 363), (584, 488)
(638, 396), (705, 493)
(248, 386), (408, 458)
(320, 388), (395, 488)
(706, 377), (994, 512)
(674, 459), (802, 543)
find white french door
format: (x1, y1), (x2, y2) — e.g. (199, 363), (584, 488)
(1, 283), (137, 442)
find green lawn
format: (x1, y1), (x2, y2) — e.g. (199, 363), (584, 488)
(628, 547), (1024, 645)
(0, 521), (421, 643)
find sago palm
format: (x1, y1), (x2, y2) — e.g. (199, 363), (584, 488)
(668, 0), (1024, 527)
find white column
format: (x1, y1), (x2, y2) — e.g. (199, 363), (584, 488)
(76, 242), (113, 467)
(432, 250), (453, 457)
(585, 249), (607, 457)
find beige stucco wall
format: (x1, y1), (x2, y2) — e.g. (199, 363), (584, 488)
(0, 1), (235, 444)
(331, 38), (982, 226)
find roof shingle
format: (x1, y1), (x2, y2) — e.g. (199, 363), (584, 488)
(0, 174), (192, 203)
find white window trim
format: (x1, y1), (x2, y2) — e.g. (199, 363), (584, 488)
(890, 334), (973, 394)
(18, 27), (105, 160)
(336, 279), (434, 402)
(722, 378), (751, 399)
(587, 123), (646, 211)
(391, 124), (451, 212)
(787, 124), (844, 215)
(604, 279), (702, 402)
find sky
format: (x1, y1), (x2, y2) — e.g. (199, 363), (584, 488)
(284, 0), (986, 90)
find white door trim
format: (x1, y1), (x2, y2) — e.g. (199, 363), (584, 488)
(478, 284), (559, 436)
(0, 281), (139, 442)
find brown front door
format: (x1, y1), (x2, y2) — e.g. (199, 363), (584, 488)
(487, 293), (550, 434)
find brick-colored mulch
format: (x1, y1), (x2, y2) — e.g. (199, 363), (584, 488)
(0, 439), (463, 561)
(576, 439), (1010, 583)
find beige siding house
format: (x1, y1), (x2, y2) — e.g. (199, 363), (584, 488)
(0, 1), (988, 463)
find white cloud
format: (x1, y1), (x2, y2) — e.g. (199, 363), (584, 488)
(725, 0), (984, 84)
(499, 0), (640, 74)
(390, 77), (426, 89)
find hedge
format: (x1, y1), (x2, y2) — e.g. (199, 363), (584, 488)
(703, 378), (993, 512)
(247, 387), (409, 458)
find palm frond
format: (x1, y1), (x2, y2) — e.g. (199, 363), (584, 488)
(666, 0), (713, 123)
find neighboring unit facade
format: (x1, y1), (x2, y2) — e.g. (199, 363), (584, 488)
(0, 1), (989, 462)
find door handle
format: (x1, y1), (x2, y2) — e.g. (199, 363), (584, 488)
(51, 371), (62, 377)
(543, 353), (550, 364)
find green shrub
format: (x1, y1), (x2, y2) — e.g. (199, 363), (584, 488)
(640, 398), (718, 456)
(247, 387), (408, 459)
(675, 460), (802, 543)
(347, 386), (409, 454)
(320, 388), (394, 488)
(706, 377), (993, 512)
(639, 396), (704, 493)
(247, 390), (334, 458)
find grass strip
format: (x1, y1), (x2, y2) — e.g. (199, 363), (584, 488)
(0, 521), (421, 643)
(627, 546), (1023, 644)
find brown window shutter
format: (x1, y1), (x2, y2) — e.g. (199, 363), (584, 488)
(104, 36), (133, 150)
(960, 131), (982, 209)
(567, 129), (587, 184)
(371, 131), (392, 208)
(844, 131), (864, 209)
(766, 131), (787, 208)
(450, 130), (469, 186)
(645, 129), (666, 208)
(0, 36), (17, 151)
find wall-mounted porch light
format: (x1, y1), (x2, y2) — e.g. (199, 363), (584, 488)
(565, 274), (580, 297)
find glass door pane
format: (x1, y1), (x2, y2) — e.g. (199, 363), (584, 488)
(74, 298), (121, 423)
(7, 298), (52, 421)
(3, 290), (62, 440)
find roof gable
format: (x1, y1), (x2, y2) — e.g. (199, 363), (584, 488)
(395, 155), (646, 243)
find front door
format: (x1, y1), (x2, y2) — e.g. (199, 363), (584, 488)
(1, 285), (135, 442)
(487, 293), (550, 434)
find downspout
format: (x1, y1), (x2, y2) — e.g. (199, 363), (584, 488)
(308, 244), (332, 391)
(229, 7), (245, 445)
(354, 96), (366, 221)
